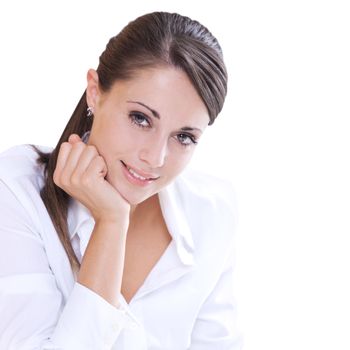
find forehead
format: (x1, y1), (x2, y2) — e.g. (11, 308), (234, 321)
(106, 66), (210, 126)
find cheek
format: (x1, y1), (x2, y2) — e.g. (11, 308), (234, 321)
(165, 148), (194, 176)
(94, 121), (133, 158)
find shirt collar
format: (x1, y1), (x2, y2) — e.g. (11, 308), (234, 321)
(67, 179), (195, 266)
(158, 181), (195, 265)
(67, 198), (92, 240)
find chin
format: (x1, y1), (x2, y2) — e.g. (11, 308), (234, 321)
(107, 168), (162, 205)
(125, 191), (153, 206)
(112, 182), (152, 206)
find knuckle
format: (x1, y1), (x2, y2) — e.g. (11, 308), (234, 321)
(96, 155), (105, 164)
(81, 174), (93, 187)
(59, 174), (70, 188)
(59, 142), (71, 151)
(72, 141), (85, 150)
(86, 145), (97, 153)
(70, 174), (80, 187)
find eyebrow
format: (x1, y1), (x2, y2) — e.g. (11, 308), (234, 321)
(127, 100), (160, 119)
(126, 100), (203, 134)
(180, 126), (203, 134)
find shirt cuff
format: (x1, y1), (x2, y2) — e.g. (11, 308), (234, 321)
(49, 282), (135, 350)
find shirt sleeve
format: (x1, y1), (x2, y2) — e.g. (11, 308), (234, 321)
(189, 249), (243, 349)
(0, 179), (135, 350)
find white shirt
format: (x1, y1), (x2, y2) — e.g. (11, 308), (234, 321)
(0, 144), (242, 350)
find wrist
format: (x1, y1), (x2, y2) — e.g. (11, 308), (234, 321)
(94, 216), (129, 234)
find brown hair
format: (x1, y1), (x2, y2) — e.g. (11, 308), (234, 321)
(33, 11), (228, 273)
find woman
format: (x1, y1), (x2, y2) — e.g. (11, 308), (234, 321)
(0, 11), (241, 349)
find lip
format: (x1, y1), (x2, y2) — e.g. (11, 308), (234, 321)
(121, 161), (159, 186)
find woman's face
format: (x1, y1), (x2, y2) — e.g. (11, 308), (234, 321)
(86, 66), (209, 205)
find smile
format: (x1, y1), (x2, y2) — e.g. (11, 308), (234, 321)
(121, 161), (159, 186)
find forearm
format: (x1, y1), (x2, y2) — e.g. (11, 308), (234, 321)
(77, 219), (128, 308)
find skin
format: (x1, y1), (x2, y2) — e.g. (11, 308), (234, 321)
(86, 65), (209, 208)
(53, 65), (210, 306)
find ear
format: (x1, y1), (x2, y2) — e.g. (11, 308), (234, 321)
(86, 69), (101, 110)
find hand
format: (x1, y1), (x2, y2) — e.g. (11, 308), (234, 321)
(53, 134), (130, 224)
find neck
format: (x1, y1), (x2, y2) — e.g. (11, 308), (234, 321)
(128, 194), (160, 225)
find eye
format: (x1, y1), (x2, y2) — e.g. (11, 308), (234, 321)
(129, 112), (151, 128)
(176, 133), (198, 147)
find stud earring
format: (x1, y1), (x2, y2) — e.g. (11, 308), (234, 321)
(87, 106), (94, 117)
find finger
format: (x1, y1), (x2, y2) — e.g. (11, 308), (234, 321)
(53, 142), (72, 184)
(68, 133), (82, 144)
(84, 155), (108, 183)
(60, 142), (87, 181)
(70, 145), (100, 181)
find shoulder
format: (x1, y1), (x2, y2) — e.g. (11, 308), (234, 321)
(172, 167), (238, 246)
(175, 167), (237, 219)
(0, 144), (52, 181)
(0, 144), (53, 216)
(0, 144), (53, 238)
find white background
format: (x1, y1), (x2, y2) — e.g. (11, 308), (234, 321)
(0, 1), (349, 349)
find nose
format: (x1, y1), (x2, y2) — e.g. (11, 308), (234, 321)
(139, 137), (168, 169)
